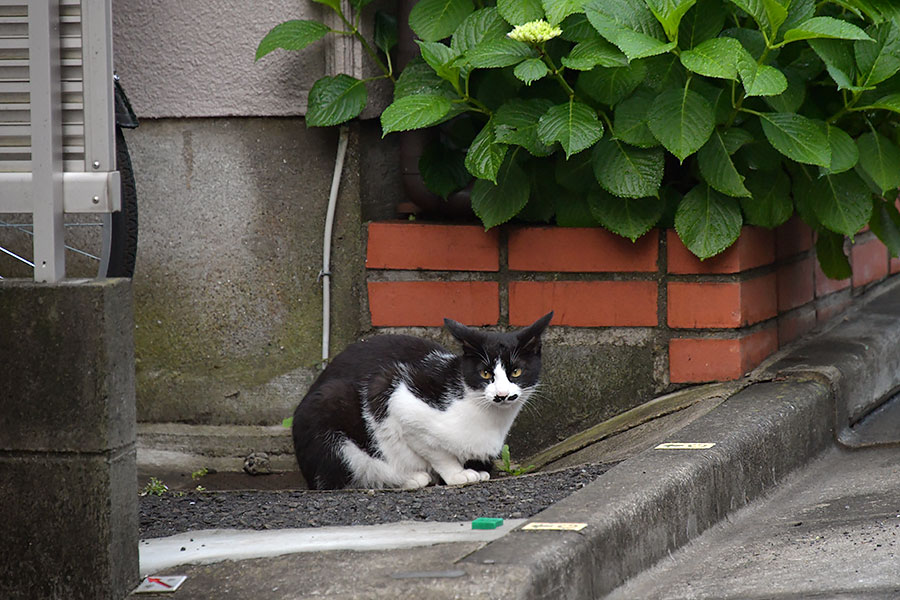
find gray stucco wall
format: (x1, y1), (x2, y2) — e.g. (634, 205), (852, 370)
(112, 0), (326, 117)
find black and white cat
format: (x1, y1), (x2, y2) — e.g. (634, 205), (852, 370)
(292, 312), (553, 490)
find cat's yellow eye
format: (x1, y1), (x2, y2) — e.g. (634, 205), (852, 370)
(511, 367), (523, 378)
(480, 369), (492, 380)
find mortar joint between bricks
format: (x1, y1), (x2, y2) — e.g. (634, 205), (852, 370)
(668, 318), (779, 339)
(498, 227), (510, 327)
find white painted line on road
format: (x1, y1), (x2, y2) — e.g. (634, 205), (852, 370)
(139, 519), (525, 575)
(655, 442), (717, 449)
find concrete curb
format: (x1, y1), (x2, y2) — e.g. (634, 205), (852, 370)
(453, 279), (900, 599)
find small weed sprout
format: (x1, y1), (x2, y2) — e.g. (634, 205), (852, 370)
(498, 444), (536, 477)
(191, 467), (209, 481)
(140, 477), (168, 496)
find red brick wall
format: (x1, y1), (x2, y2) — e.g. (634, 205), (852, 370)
(365, 220), (896, 384)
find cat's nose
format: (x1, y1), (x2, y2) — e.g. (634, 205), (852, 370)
(494, 393), (519, 403)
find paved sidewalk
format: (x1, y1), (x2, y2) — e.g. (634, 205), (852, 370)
(131, 279), (900, 599)
(607, 444), (900, 599)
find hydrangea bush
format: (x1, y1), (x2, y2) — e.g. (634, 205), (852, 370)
(258, 0), (900, 277)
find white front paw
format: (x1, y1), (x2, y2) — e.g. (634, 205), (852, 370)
(477, 470), (490, 482)
(401, 471), (432, 489)
(443, 468), (484, 486)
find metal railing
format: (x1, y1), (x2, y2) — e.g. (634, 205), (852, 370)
(0, 0), (119, 282)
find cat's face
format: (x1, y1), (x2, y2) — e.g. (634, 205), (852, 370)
(445, 312), (553, 407)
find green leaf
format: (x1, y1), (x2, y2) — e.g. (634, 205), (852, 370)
(409, 0), (474, 42)
(542, 0), (585, 26)
(256, 20), (331, 60)
(555, 194), (600, 226)
(860, 92), (900, 113)
(588, 188), (665, 241)
(393, 57), (457, 100)
(537, 101), (605, 159)
(497, 0), (544, 25)
(782, 0), (815, 33)
(782, 16), (873, 45)
(723, 27), (766, 59)
(561, 38), (629, 70)
(577, 63), (647, 105)
(642, 53), (688, 90)
(856, 131), (900, 194)
(737, 52), (789, 97)
(374, 11), (398, 55)
(420, 142), (470, 198)
(680, 37), (743, 80)
(675, 184), (744, 259)
(727, 0), (787, 38)
(870, 198), (900, 257)
(809, 39), (864, 91)
(514, 58), (551, 84)
(613, 88), (659, 148)
(472, 156), (530, 228)
(466, 37), (536, 68)
(721, 127), (754, 153)
(645, 0), (697, 42)
(451, 8), (510, 55)
(758, 112), (831, 167)
(647, 84), (715, 162)
(678, 0), (727, 49)
(822, 124), (859, 175)
(307, 74), (368, 127)
(561, 13), (600, 42)
(698, 129), (752, 197)
(556, 150), (597, 193)
(741, 169), (793, 227)
(311, 0), (341, 10)
(855, 21), (900, 87)
(520, 161), (559, 222)
(763, 69), (805, 112)
(584, 0), (677, 60)
(811, 171), (874, 237)
(380, 94), (452, 135)
(416, 41), (461, 84)
(592, 138), (665, 198)
(281, 416), (293, 428)
(466, 121), (508, 182)
(791, 166), (821, 229)
(816, 230), (852, 280)
(494, 98), (556, 156)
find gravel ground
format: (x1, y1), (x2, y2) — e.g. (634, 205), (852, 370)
(139, 463), (614, 539)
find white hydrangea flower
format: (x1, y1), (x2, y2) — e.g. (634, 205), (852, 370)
(507, 20), (563, 44)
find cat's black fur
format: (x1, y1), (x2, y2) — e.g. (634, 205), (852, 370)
(292, 313), (553, 490)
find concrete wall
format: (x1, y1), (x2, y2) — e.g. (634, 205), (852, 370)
(124, 118), (368, 425)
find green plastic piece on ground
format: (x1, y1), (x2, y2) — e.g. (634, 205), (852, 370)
(471, 517), (504, 530)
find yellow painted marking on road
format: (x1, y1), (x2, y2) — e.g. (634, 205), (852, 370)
(521, 522), (588, 532)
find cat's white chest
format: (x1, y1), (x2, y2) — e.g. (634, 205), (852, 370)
(378, 382), (521, 461)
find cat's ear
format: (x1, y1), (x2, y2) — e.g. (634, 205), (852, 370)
(516, 311), (554, 352)
(444, 318), (484, 354)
